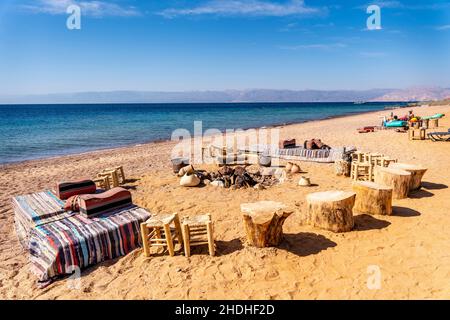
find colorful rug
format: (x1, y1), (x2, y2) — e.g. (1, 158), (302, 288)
(13, 191), (151, 284)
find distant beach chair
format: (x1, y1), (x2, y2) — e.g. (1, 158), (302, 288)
(428, 129), (450, 142)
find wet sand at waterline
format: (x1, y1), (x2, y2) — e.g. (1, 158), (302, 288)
(1, 104), (449, 299)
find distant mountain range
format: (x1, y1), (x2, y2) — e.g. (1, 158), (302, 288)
(1, 87), (449, 104)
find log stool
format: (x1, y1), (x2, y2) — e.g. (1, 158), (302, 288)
(240, 201), (293, 248)
(352, 181), (393, 215)
(374, 167), (412, 199)
(140, 213), (183, 257)
(181, 214), (215, 257)
(388, 163), (427, 191)
(351, 162), (372, 181)
(335, 159), (351, 176)
(305, 191), (356, 232)
(93, 176), (110, 190)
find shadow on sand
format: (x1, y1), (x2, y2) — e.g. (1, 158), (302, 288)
(408, 189), (434, 199)
(353, 214), (391, 231)
(215, 238), (244, 256)
(392, 206), (421, 217)
(421, 181), (448, 190)
(279, 232), (337, 257)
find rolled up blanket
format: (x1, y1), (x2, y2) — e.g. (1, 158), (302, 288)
(78, 187), (132, 217)
(56, 180), (96, 200)
(64, 195), (80, 212)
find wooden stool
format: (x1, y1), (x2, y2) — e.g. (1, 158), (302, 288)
(140, 213), (183, 257)
(380, 157), (397, 167)
(388, 163), (427, 191)
(430, 119), (439, 128)
(98, 169), (120, 188)
(101, 166), (126, 184)
(305, 191), (356, 232)
(111, 166), (126, 184)
(351, 151), (365, 163)
(409, 128), (426, 140)
(352, 181), (393, 215)
(93, 176), (111, 190)
(241, 201), (293, 247)
(351, 162), (372, 181)
(181, 214), (215, 257)
(374, 167), (412, 199)
(364, 153), (383, 166)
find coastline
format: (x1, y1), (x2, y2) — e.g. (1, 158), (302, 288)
(1, 103), (449, 299)
(0, 102), (410, 169)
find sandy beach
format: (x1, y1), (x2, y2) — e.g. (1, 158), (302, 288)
(1, 104), (449, 300)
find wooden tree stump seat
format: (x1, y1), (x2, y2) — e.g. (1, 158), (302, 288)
(352, 181), (393, 216)
(388, 163), (427, 191)
(240, 201), (293, 248)
(374, 167), (412, 199)
(335, 160), (351, 177)
(305, 191), (356, 232)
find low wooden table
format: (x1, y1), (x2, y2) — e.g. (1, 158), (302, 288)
(240, 201), (293, 248)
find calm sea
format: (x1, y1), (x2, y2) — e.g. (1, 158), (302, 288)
(0, 102), (404, 164)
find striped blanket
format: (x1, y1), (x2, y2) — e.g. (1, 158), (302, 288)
(13, 191), (151, 283)
(12, 191), (75, 246)
(238, 144), (355, 163)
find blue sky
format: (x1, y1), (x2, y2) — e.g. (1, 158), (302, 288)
(0, 0), (449, 95)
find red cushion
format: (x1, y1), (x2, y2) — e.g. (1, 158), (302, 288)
(78, 187), (132, 217)
(56, 180), (96, 200)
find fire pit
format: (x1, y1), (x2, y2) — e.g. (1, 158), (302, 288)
(198, 165), (282, 189)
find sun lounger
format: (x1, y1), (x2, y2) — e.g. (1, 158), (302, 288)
(12, 190), (151, 284)
(428, 129), (450, 141)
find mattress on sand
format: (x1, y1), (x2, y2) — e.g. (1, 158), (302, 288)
(239, 144), (355, 163)
(12, 191), (151, 284)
